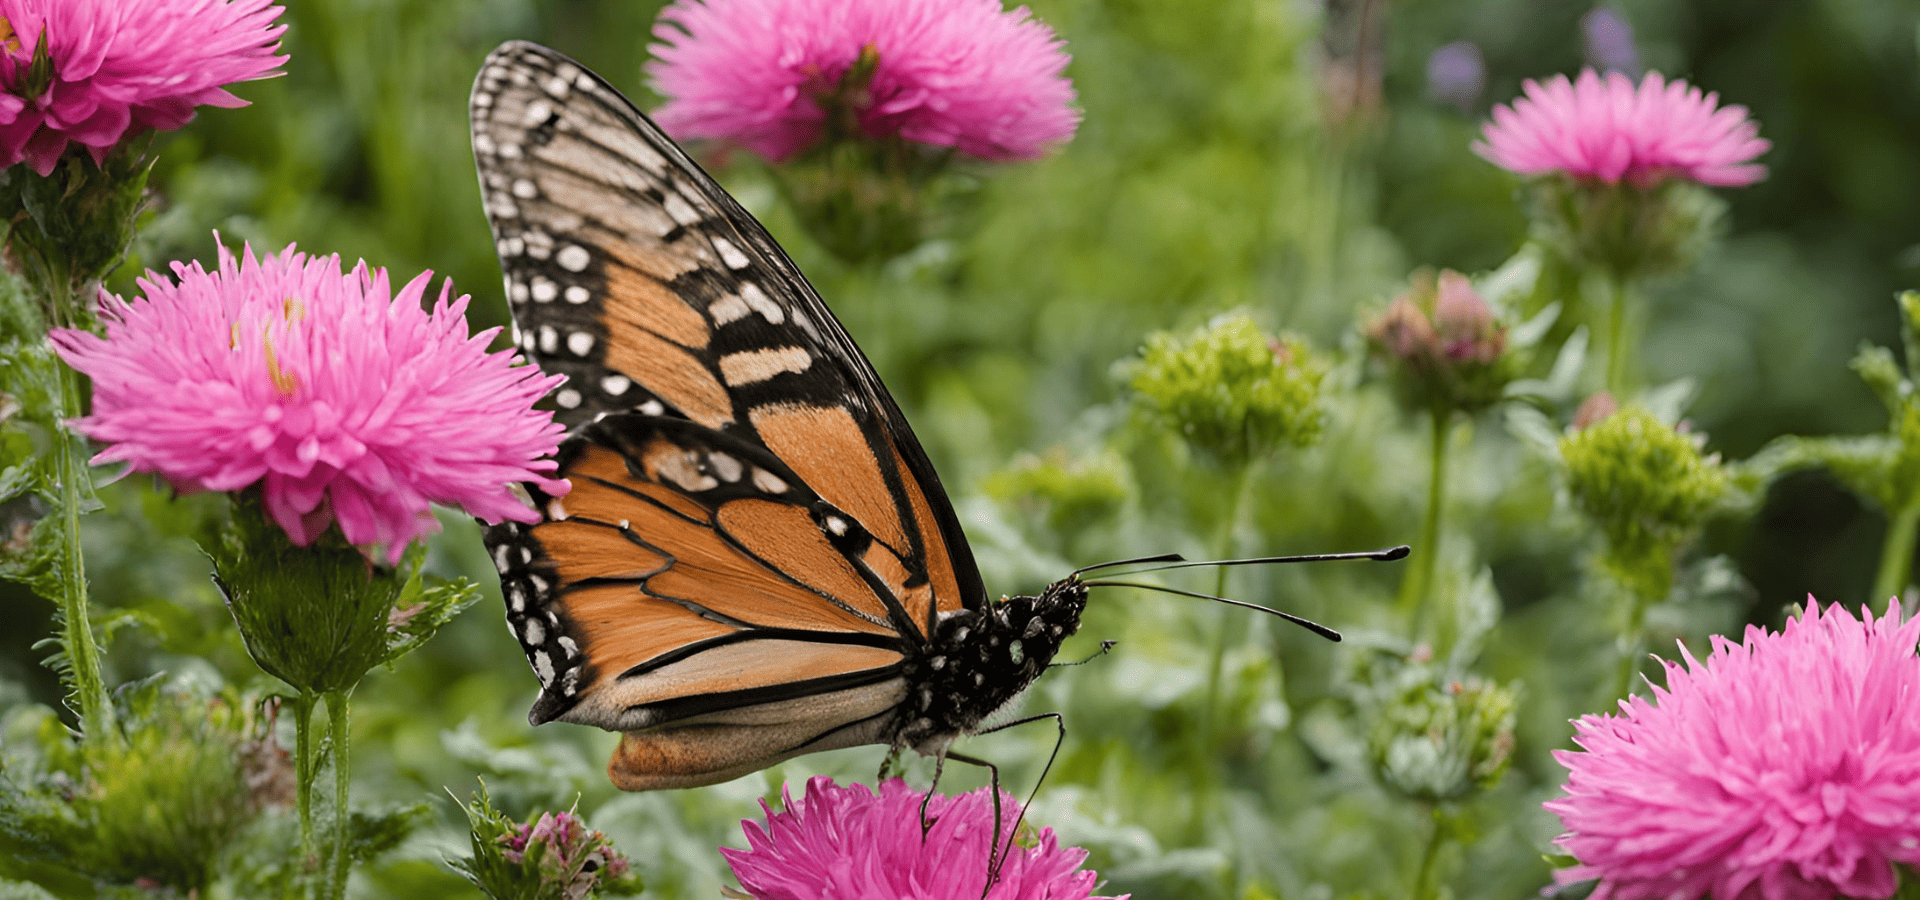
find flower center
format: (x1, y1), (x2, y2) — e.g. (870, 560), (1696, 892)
(231, 298), (307, 397)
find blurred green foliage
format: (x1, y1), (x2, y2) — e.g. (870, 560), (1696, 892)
(3, 0), (1919, 898)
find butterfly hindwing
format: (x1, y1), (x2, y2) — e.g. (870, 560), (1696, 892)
(471, 41), (990, 786)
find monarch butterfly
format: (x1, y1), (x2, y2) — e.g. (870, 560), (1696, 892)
(471, 41), (1402, 793)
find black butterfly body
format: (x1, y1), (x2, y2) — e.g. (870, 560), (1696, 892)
(471, 41), (1087, 789)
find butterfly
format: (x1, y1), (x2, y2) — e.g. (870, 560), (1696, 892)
(470, 40), (1399, 793)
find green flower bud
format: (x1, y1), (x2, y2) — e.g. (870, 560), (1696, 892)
(203, 494), (479, 695)
(1560, 406), (1729, 593)
(1355, 648), (1518, 805)
(1526, 177), (1723, 283)
(1365, 268), (1519, 415)
(1131, 315), (1326, 467)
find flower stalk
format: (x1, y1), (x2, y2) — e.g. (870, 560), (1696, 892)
(325, 689), (352, 900)
(1398, 406), (1451, 624)
(1605, 275), (1634, 397)
(50, 354), (108, 739)
(1874, 502), (1920, 605)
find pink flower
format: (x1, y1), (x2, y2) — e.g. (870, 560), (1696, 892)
(1547, 601), (1920, 900)
(499, 810), (634, 898)
(0, 0), (286, 176)
(647, 0), (1079, 163)
(725, 777), (1125, 900)
(1474, 69), (1768, 188)
(49, 239), (568, 565)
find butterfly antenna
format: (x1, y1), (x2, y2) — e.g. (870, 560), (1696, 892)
(1071, 552), (1186, 577)
(1103, 545), (1409, 578)
(1081, 580), (1342, 642)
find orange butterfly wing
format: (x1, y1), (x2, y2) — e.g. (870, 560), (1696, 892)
(472, 42), (985, 787)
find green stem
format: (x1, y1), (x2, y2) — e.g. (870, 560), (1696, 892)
(1607, 549), (1666, 701)
(1605, 275), (1635, 398)
(291, 692), (317, 876)
(1412, 804), (1447, 900)
(51, 338), (108, 740)
(1200, 465), (1256, 735)
(1872, 502), (1920, 604)
(1398, 407), (1451, 627)
(325, 689), (353, 900)
(1191, 463), (1255, 838)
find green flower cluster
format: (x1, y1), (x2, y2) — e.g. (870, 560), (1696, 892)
(0, 683), (283, 894)
(1131, 315), (1326, 467)
(984, 447), (1134, 535)
(1561, 407), (1730, 564)
(1353, 649), (1517, 806)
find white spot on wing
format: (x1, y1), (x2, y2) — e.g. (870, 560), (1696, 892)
(567, 331), (595, 356)
(709, 293), (750, 325)
(707, 452), (743, 482)
(711, 236), (751, 269)
(739, 282), (783, 324)
(601, 375), (631, 396)
(719, 346), (812, 385)
(557, 244), (591, 272)
(752, 468), (788, 494)
(556, 388), (582, 408)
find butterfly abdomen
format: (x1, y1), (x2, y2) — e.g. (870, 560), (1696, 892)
(894, 579), (1088, 754)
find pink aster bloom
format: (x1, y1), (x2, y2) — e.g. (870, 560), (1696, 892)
(647, 0), (1079, 163)
(725, 777), (1126, 900)
(1474, 68), (1768, 188)
(49, 239), (569, 565)
(0, 0), (286, 176)
(1547, 600), (1920, 900)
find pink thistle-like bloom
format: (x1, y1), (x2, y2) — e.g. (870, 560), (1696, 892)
(0, 0), (287, 176)
(1547, 600), (1920, 900)
(49, 239), (569, 565)
(1474, 68), (1769, 188)
(499, 810), (634, 897)
(725, 777), (1126, 900)
(647, 0), (1079, 163)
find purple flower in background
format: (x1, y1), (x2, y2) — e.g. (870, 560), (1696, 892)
(0, 0), (287, 175)
(1425, 41), (1485, 112)
(1475, 68), (1769, 188)
(1548, 601), (1920, 900)
(725, 777), (1125, 900)
(49, 238), (568, 564)
(1582, 6), (1640, 76)
(647, 0), (1079, 163)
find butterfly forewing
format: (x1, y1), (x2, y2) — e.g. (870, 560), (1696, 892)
(472, 41), (989, 786)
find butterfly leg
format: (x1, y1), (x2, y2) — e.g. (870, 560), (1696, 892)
(1049, 639), (1117, 668)
(949, 711), (1068, 897)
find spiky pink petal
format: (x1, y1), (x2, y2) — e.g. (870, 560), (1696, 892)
(50, 239), (568, 565)
(1474, 68), (1768, 188)
(0, 0), (285, 175)
(1547, 600), (1920, 900)
(647, 0), (1078, 163)
(724, 777), (1125, 900)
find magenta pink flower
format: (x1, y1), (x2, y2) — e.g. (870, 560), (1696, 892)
(1547, 600), (1920, 900)
(725, 777), (1126, 900)
(0, 0), (286, 176)
(1474, 68), (1768, 188)
(647, 0), (1079, 163)
(49, 239), (568, 564)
